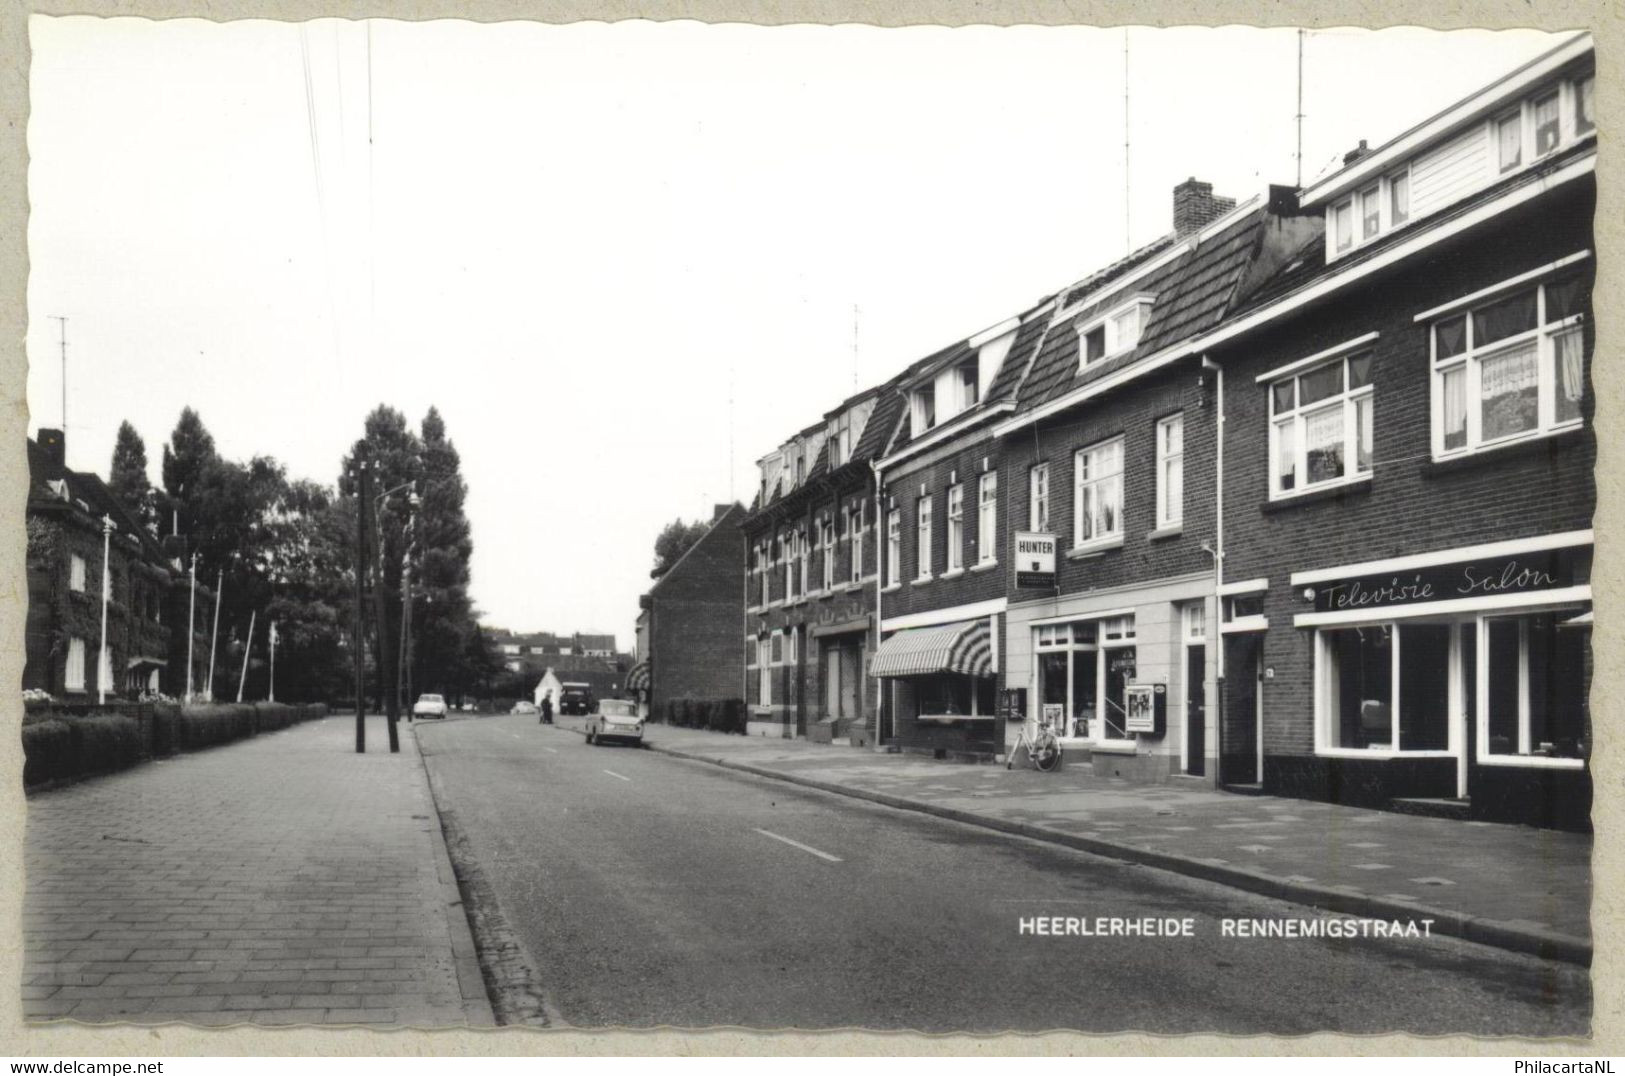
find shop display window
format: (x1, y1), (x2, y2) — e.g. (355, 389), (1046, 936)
(1483, 613), (1589, 760)
(1320, 622), (1450, 752)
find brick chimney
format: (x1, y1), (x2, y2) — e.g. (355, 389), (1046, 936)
(1173, 177), (1237, 236)
(35, 428), (66, 480)
(1343, 139), (1371, 167)
(712, 503), (732, 523)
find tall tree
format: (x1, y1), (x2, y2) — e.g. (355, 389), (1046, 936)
(109, 420), (155, 534)
(411, 407), (478, 697)
(162, 407), (218, 541)
(651, 518), (711, 578)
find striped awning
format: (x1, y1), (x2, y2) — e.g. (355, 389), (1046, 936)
(626, 661), (651, 692)
(871, 618), (994, 679)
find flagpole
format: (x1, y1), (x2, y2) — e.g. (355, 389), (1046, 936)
(236, 610), (256, 703)
(185, 553), (197, 703)
(206, 570), (223, 700)
(97, 516), (113, 705)
(268, 621), (277, 703)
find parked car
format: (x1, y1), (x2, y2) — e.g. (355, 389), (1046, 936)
(511, 700), (538, 715)
(586, 699), (644, 746)
(558, 682), (595, 716)
(413, 693), (449, 719)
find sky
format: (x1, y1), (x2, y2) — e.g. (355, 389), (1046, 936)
(24, 17), (1567, 649)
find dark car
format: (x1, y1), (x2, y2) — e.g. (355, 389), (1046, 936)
(558, 682), (594, 716)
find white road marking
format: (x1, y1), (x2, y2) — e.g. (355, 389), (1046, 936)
(603, 770), (631, 782)
(542, 747), (558, 754)
(753, 828), (842, 863)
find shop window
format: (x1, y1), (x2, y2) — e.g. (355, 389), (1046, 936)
(1320, 623), (1452, 753)
(1034, 618), (1133, 742)
(1432, 274), (1586, 456)
(914, 674), (990, 718)
(1269, 350), (1373, 497)
(1483, 614), (1588, 761)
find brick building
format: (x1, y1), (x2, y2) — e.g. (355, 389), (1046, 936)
(635, 503), (746, 719)
(992, 182), (1320, 781)
(1204, 34), (1596, 828)
(741, 382), (905, 741)
(24, 428), (209, 701)
(868, 305), (1054, 759)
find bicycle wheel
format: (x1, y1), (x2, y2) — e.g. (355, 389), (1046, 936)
(1034, 740), (1061, 772)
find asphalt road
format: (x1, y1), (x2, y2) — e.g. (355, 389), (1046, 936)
(416, 712), (1590, 1035)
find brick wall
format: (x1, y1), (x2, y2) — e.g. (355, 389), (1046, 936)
(649, 508), (746, 714)
(1213, 180), (1596, 786)
(879, 429), (1007, 619)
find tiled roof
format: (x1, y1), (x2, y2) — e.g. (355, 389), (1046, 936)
(1233, 140), (1594, 317)
(852, 382), (905, 462)
(1057, 235), (1177, 311)
(983, 303), (1058, 406)
(1016, 209), (1265, 413)
(27, 438), (169, 562)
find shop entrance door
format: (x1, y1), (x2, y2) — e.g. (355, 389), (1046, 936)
(823, 643), (840, 720)
(1186, 644), (1206, 776)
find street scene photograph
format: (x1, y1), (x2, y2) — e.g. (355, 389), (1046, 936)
(13, 13), (1603, 1048)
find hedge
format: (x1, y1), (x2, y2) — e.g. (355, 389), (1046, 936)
(22, 719), (73, 785)
(19, 696), (331, 788)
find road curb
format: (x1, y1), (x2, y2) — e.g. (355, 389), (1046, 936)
(561, 725), (1591, 968)
(408, 728), (500, 1027)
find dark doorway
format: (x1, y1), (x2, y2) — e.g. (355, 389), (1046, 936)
(1186, 643), (1206, 776)
(1222, 634), (1261, 785)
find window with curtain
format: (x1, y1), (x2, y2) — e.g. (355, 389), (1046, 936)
(1432, 272), (1587, 457)
(1073, 438), (1123, 547)
(977, 473), (997, 564)
(1268, 350), (1374, 497)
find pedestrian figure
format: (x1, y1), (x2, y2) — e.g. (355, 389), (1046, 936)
(540, 691), (553, 725)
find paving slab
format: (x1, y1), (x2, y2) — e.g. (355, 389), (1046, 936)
(24, 713), (495, 1028)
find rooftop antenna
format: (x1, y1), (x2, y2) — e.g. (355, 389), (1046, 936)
(50, 315), (67, 432)
(727, 363), (735, 502)
(852, 303), (860, 391)
(1122, 29), (1132, 255)
(1296, 29), (1306, 188)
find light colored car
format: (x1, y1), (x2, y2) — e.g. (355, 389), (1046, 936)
(413, 693), (449, 719)
(585, 699), (644, 746)
(511, 700), (538, 715)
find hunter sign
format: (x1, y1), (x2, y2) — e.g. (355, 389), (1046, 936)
(1014, 531), (1057, 589)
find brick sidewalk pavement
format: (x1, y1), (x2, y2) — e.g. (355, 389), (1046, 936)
(23, 714), (494, 1027)
(553, 716), (1591, 962)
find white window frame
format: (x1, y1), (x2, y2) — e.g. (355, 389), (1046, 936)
(912, 384), (937, 433)
(758, 637), (771, 705)
(915, 495), (933, 582)
(1156, 413), (1184, 528)
(1031, 614), (1139, 746)
(850, 503), (866, 584)
(1312, 621), (1458, 759)
(1076, 296), (1153, 370)
(946, 484), (964, 573)
(1428, 275), (1586, 460)
(1072, 437), (1124, 551)
(1267, 351), (1374, 499)
(65, 637), (86, 692)
(977, 472), (998, 566)
(1029, 463), (1049, 532)
(1326, 164), (1412, 259)
(69, 553), (86, 593)
(798, 529), (809, 598)
(821, 517), (835, 591)
(957, 359), (980, 411)
(758, 545), (770, 607)
(886, 508), (901, 587)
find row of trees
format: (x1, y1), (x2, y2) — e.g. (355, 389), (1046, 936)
(108, 404), (494, 706)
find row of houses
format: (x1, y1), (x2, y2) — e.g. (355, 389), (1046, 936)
(23, 428), (214, 702)
(724, 35), (1596, 830)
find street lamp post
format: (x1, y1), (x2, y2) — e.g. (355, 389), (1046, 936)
(97, 515), (113, 706)
(185, 552), (197, 704)
(351, 448), (370, 753)
(397, 493), (421, 723)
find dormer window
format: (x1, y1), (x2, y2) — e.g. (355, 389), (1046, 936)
(1497, 111), (1522, 172)
(912, 384), (937, 432)
(1389, 170), (1410, 226)
(1576, 75), (1595, 135)
(958, 360), (980, 410)
(1076, 296), (1152, 369)
(1359, 184), (1381, 241)
(1533, 91), (1561, 156)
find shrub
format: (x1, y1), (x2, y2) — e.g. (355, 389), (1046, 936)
(22, 719), (73, 785)
(719, 698), (746, 735)
(149, 701), (181, 757)
(68, 714), (147, 776)
(253, 702), (296, 732)
(177, 704), (257, 751)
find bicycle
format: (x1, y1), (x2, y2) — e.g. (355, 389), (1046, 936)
(1008, 716), (1063, 772)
